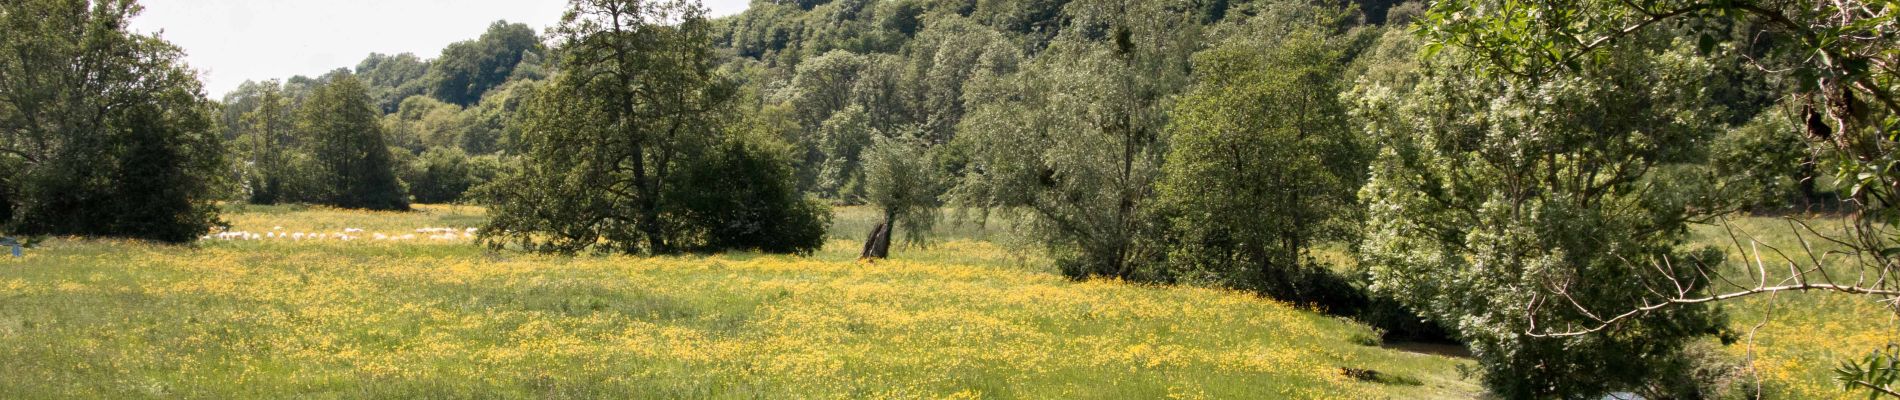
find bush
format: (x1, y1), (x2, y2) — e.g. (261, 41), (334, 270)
(669, 136), (832, 255)
(404, 147), (484, 204)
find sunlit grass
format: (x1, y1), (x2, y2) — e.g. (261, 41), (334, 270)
(1690, 215), (1900, 398)
(0, 206), (1480, 398)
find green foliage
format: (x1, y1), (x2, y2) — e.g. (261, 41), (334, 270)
(816, 105), (873, 200)
(482, 0), (825, 255)
(862, 125), (943, 254)
(905, 16), (1019, 144)
(1353, 31), (1732, 398)
(236, 82), (296, 205)
(383, 95), (467, 152)
(952, 0), (1200, 280)
(1408, 0), (1900, 396)
(1836, 344), (1900, 398)
(1158, 28), (1368, 307)
(457, 79), (539, 155)
(298, 75), (410, 211)
(355, 53), (433, 113)
(968, 0), (1070, 49)
(0, 0), (226, 243)
(789, 50), (869, 131)
(1709, 106), (1826, 210)
(425, 21), (545, 106)
(669, 132), (833, 255)
(402, 147), (494, 204)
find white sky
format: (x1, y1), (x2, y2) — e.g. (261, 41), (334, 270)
(128, 0), (753, 97)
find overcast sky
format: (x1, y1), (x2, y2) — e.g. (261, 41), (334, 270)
(128, 0), (754, 97)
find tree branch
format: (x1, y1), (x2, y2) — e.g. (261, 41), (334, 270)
(1530, 283), (1900, 338)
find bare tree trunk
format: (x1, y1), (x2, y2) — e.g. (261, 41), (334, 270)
(861, 222), (891, 260)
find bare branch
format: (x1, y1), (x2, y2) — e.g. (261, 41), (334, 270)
(1530, 281), (1900, 338)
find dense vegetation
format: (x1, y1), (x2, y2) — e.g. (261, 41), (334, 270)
(3, 0), (1897, 397)
(0, 0), (225, 243)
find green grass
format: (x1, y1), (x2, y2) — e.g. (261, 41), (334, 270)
(1688, 215), (1900, 398)
(0, 205), (1480, 398)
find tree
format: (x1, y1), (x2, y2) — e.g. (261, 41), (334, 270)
(905, 16), (1017, 144)
(0, 0), (226, 243)
(816, 105), (873, 200)
(860, 126), (941, 258)
(299, 75), (410, 211)
(787, 50), (870, 192)
(218, 80), (279, 141)
(668, 126), (833, 255)
(1413, 0), (1900, 395)
(481, 0), (827, 255)
(459, 79), (539, 155)
(1353, 31), (1734, 397)
(238, 81), (295, 205)
(426, 21), (545, 106)
(355, 52), (433, 113)
(382, 95), (466, 152)
(403, 147), (478, 204)
(1158, 28), (1368, 307)
(952, 0), (1200, 280)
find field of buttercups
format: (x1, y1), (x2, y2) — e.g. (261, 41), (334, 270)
(0, 205), (1481, 398)
(0, 205), (1891, 398)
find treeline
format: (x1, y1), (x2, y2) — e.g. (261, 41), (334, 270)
(2, 0), (1891, 398)
(217, 21), (545, 209)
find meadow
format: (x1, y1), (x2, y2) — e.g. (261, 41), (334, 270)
(0, 205), (1481, 398)
(1688, 216), (1900, 398)
(4, 205), (1892, 398)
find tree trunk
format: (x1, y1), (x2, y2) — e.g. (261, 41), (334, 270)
(0, 180), (10, 226)
(861, 222), (891, 260)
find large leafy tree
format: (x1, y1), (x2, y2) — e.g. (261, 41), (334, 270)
(904, 16), (1019, 145)
(382, 95), (467, 153)
(953, 0), (1199, 279)
(1353, 30), (1733, 397)
(1158, 27), (1368, 305)
(482, 0), (826, 255)
(1413, 0), (1900, 395)
(816, 104), (873, 200)
(298, 75), (410, 211)
(0, 0), (226, 243)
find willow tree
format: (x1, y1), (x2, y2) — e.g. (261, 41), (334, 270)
(1158, 27), (1368, 307)
(860, 126), (941, 259)
(952, 0), (1200, 279)
(482, 0), (826, 255)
